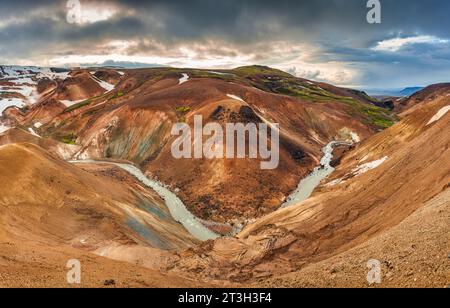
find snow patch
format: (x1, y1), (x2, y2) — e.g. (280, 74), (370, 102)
(208, 71), (234, 76)
(1, 85), (35, 97)
(9, 77), (36, 85)
(90, 75), (115, 92)
(352, 156), (388, 176)
(92, 100), (107, 108)
(426, 105), (450, 126)
(28, 127), (41, 138)
(326, 156), (389, 187)
(178, 73), (189, 85)
(37, 70), (70, 80)
(0, 66), (51, 111)
(0, 66), (73, 117)
(325, 177), (346, 187)
(60, 99), (85, 107)
(226, 94), (247, 103)
(0, 98), (26, 114)
(0, 124), (10, 134)
(0, 66), (69, 81)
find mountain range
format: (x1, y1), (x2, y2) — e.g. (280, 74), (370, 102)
(367, 87), (425, 97)
(0, 65), (448, 288)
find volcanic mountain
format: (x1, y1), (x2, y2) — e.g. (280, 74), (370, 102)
(1, 65), (396, 230)
(0, 65), (447, 288)
(173, 84), (449, 287)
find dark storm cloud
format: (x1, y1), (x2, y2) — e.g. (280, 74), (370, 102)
(2, 0), (450, 47)
(107, 0), (450, 44)
(0, 0), (449, 87)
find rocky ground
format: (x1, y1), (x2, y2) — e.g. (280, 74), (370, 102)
(252, 189), (449, 288)
(0, 67), (448, 288)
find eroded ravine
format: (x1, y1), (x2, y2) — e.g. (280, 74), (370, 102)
(282, 141), (351, 208)
(69, 141), (350, 241)
(70, 160), (219, 241)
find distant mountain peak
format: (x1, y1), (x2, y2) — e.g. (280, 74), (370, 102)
(398, 87), (424, 97)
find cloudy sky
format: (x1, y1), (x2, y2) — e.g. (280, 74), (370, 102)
(0, 0), (449, 89)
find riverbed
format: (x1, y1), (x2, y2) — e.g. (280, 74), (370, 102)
(281, 141), (350, 208)
(70, 141), (346, 240)
(70, 160), (219, 241)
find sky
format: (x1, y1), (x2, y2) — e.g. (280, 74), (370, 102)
(0, 0), (449, 90)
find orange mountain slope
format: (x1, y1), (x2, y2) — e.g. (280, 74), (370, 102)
(5, 66), (397, 226)
(172, 85), (450, 284)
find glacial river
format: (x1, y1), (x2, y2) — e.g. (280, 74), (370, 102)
(70, 160), (220, 241)
(70, 141), (348, 240)
(281, 141), (350, 208)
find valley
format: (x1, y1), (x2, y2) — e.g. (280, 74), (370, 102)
(0, 65), (448, 288)
(70, 159), (219, 241)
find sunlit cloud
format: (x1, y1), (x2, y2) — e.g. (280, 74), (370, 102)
(372, 35), (449, 52)
(81, 8), (116, 24)
(47, 39), (359, 85)
(70, 2), (120, 24)
(48, 52), (253, 69)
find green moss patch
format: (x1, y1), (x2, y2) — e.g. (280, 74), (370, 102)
(60, 133), (77, 145)
(63, 99), (92, 113)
